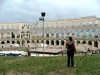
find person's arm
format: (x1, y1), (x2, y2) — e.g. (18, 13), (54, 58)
(66, 42), (68, 48)
(73, 42), (76, 53)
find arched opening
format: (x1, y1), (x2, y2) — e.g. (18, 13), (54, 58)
(88, 41), (92, 45)
(21, 35), (23, 38)
(56, 40), (59, 45)
(83, 29), (86, 37)
(22, 40), (25, 45)
(37, 40), (39, 43)
(12, 41), (15, 44)
(46, 33), (49, 37)
(77, 40), (80, 45)
(94, 41), (98, 47)
(7, 40), (10, 43)
(89, 29), (92, 37)
(51, 40), (54, 45)
(51, 30), (54, 37)
(61, 40), (64, 45)
(82, 41), (86, 44)
(41, 40), (43, 43)
(32, 40), (34, 43)
(46, 40), (49, 45)
(56, 30), (59, 37)
(17, 41), (20, 44)
(1, 41), (5, 44)
(17, 34), (20, 38)
(11, 32), (15, 38)
(27, 40), (30, 43)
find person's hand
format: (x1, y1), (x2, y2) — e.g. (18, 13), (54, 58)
(74, 51), (76, 54)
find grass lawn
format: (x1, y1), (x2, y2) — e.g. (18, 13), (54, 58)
(0, 55), (100, 75)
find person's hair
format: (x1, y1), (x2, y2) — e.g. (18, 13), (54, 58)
(69, 37), (72, 41)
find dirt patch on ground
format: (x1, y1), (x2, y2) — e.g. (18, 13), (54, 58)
(48, 72), (59, 75)
(5, 70), (32, 75)
(48, 67), (76, 75)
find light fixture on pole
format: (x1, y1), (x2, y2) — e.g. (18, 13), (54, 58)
(39, 12), (46, 56)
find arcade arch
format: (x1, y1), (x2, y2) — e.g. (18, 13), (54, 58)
(56, 40), (59, 45)
(51, 40), (54, 45)
(88, 41), (92, 45)
(46, 40), (49, 45)
(77, 40), (80, 44)
(7, 40), (10, 43)
(61, 40), (64, 45)
(82, 41), (86, 44)
(1, 41), (5, 44)
(12, 41), (15, 44)
(94, 41), (98, 47)
(22, 40), (25, 45)
(17, 41), (20, 44)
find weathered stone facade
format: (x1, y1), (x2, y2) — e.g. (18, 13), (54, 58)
(0, 16), (100, 49)
(0, 22), (31, 47)
(33, 15), (100, 49)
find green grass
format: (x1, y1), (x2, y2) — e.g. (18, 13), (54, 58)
(0, 55), (100, 75)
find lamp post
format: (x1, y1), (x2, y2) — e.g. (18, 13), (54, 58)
(35, 23), (37, 56)
(39, 12), (46, 56)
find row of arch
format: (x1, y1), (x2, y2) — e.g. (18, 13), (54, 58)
(0, 40), (98, 47)
(36, 19), (99, 28)
(35, 29), (98, 36)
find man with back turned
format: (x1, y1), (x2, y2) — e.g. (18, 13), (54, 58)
(66, 37), (76, 67)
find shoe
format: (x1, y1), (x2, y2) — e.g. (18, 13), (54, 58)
(71, 65), (76, 67)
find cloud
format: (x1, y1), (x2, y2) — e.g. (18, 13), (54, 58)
(0, 0), (100, 24)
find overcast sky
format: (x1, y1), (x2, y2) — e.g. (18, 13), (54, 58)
(0, 0), (100, 24)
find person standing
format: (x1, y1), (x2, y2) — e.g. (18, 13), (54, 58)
(26, 49), (31, 57)
(66, 37), (76, 67)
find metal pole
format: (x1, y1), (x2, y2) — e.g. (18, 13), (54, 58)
(43, 18), (44, 56)
(35, 23), (37, 56)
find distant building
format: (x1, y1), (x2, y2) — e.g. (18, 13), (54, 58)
(0, 15), (100, 49)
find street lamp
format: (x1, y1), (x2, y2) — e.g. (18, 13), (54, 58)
(39, 12), (46, 56)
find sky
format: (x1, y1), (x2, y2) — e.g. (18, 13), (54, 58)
(0, 0), (100, 25)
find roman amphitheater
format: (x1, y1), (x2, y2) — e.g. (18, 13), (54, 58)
(0, 15), (100, 51)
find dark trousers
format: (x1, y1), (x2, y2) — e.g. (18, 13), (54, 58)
(67, 50), (74, 67)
